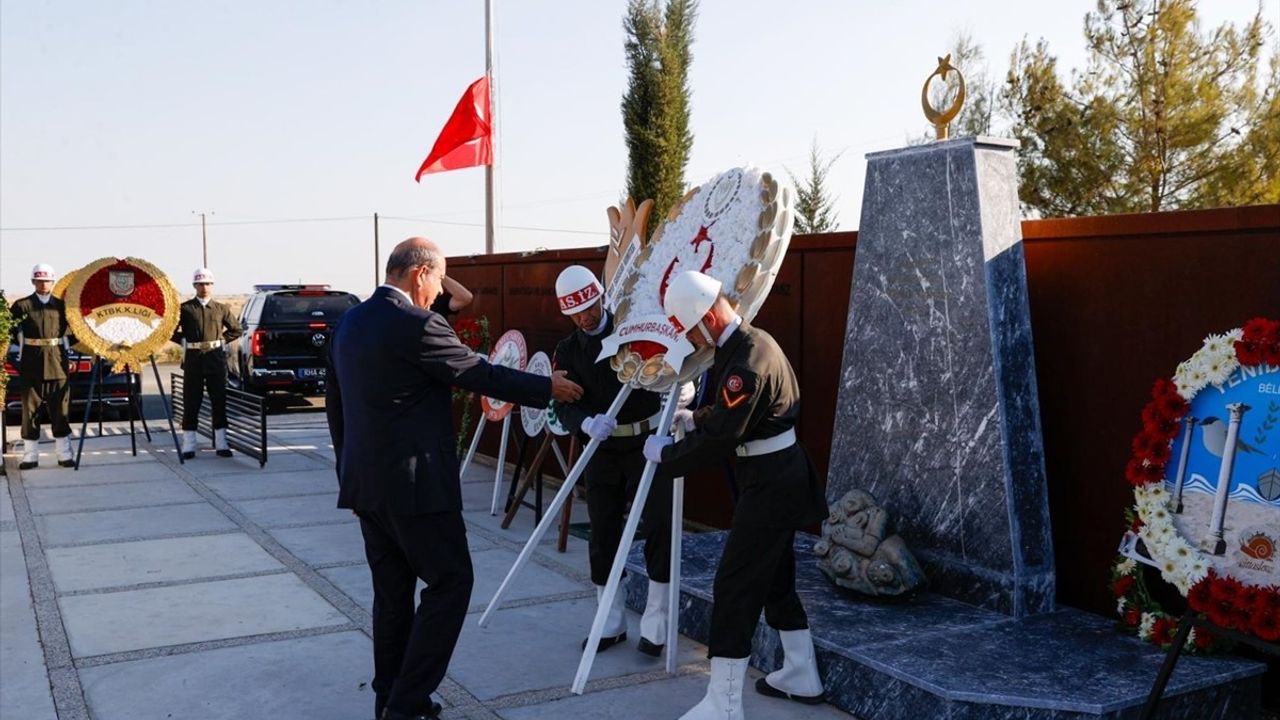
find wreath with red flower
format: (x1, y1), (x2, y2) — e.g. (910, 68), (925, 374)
(60, 257), (181, 373)
(1112, 317), (1280, 651)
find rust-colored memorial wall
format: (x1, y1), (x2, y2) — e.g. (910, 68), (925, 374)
(445, 204), (1279, 616)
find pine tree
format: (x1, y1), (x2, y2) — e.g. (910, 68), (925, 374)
(622, 0), (697, 229)
(788, 139), (842, 234)
(1001, 0), (1278, 216)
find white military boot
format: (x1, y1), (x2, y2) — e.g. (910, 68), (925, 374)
(637, 580), (669, 656)
(182, 431), (198, 460)
(755, 628), (824, 704)
(54, 436), (75, 468)
(19, 439), (39, 470)
(214, 429), (232, 458)
(582, 585), (628, 652)
(679, 656), (747, 720)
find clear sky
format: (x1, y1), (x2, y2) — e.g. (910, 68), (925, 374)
(2, 0), (1273, 296)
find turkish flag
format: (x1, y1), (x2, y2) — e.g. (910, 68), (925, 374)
(415, 75), (492, 180)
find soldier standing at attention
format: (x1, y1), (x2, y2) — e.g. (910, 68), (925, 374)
(172, 268), (242, 459)
(11, 263), (76, 470)
(646, 271), (828, 720)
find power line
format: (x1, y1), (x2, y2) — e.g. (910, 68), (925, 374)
(380, 216), (604, 236)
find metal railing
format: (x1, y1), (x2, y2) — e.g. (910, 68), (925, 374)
(171, 374), (268, 466)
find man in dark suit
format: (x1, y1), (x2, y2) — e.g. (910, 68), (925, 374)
(326, 237), (583, 720)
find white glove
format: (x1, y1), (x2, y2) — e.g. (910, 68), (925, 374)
(643, 435), (673, 464)
(673, 408), (696, 433)
(677, 381), (696, 409)
(581, 414), (617, 442)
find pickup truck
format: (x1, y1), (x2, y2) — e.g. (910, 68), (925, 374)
(227, 284), (359, 396)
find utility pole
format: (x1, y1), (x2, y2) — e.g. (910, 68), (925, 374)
(192, 211), (213, 267)
(373, 212), (381, 287)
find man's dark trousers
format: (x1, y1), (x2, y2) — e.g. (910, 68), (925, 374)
(181, 357), (228, 431)
(358, 508), (473, 716)
(21, 379), (71, 440)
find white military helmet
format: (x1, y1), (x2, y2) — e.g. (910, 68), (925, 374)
(192, 267), (215, 284)
(663, 271), (721, 343)
(31, 263), (56, 282)
(555, 265), (603, 316)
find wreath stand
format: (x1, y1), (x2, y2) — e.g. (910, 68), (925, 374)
(501, 425), (573, 531)
(1141, 608), (1278, 719)
(74, 355), (183, 469)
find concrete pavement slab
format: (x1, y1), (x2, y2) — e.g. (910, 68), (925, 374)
(469, 547), (588, 611)
(231, 493), (346, 528)
(78, 631), (374, 720)
(37, 502), (237, 547)
(1, 479), (14, 523)
(203, 469), (337, 501)
(269, 521), (364, 566)
(317, 563), (386, 611)
(59, 573), (348, 657)
(18, 461), (176, 488)
(450, 597), (707, 701)
(498, 673), (853, 720)
(0, 530), (56, 720)
(45, 533), (283, 592)
(25, 480), (201, 515)
(197, 451), (330, 476)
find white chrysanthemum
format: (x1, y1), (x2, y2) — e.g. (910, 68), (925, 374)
(1117, 558), (1137, 576)
(1225, 328), (1243, 342)
(1117, 597), (1127, 613)
(1201, 334), (1227, 356)
(1184, 628), (1198, 650)
(1203, 355), (1232, 388)
(1139, 613), (1156, 640)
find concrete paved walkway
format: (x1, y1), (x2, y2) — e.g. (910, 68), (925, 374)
(1, 413), (854, 719)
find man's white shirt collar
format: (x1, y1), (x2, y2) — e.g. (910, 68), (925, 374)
(584, 309), (609, 337)
(35, 293), (52, 304)
(197, 296), (211, 307)
(716, 316), (742, 348)
(382, 284), (415, 306)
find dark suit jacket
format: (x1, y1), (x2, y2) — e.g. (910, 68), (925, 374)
(326, 286), (551, 514)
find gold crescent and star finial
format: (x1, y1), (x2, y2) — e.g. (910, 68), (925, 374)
(921, 53), (966, 140)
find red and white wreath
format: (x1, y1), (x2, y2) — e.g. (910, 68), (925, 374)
(1112, 317), (1280, 649)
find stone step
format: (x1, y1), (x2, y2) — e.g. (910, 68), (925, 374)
(625, 532), (1265, 720)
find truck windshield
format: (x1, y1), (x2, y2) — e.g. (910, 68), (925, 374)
(262, 293), (358, 323)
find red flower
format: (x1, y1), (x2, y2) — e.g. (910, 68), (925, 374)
(1141, 404), (1181, 440)
(1193, 627), (1215, 650)
(1210, 575), (1243, 603)
(1151, 617), (1177, 646)
(1235, 586), (1264, 612)
(1129, 515), (1145, 532)
(1254, 587), (1280, 617)
(1131, 430), (1172, 465)
(1252, 608), (1280, 642)
(1264, 343), (1280, 367)
(1124, 608), (1142, 626)
(1234, 340), (1264, 366)
(1154, 392), (1188, 421)
(1113, 575), (1135, 597)
(1187, 580), (1214, 612)
(1151, 377), (1179, 399)
(1208, 599), (1235, 629)
(1241, 317), (1278, 344)
(1125, 457), (1166, 486)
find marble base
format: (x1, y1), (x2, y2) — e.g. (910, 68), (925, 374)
(627, 532), (1264, 720)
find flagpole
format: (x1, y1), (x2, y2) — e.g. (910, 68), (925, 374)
(484, 0), (496, 255)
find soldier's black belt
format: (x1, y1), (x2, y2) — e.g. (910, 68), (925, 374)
(23, 338), (63, 347)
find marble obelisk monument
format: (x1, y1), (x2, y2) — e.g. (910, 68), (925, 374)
(827, 136), (1055, 617)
